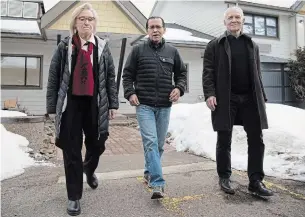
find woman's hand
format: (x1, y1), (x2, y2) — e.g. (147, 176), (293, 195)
(109, 109), (117, 120)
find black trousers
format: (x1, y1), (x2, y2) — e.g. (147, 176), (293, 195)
(59, 94), (107, 200)
(216, 93), (265, 182)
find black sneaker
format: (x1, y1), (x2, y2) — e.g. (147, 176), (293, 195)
(219, 178), (235, 194)
(248, 180), (274, 197)
(151, 186), (164, 199)
(143, 173), (152, 188)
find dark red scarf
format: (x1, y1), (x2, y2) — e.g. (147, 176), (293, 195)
(72, 34), (94, 96)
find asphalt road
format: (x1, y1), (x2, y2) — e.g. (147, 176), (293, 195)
(1, 152), (305, 217)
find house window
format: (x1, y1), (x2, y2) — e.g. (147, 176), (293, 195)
(1, 55), (42, 89)
(1, 0), (39, 19)
(185, 63), (189, 93)
(243, 14), (278, 38)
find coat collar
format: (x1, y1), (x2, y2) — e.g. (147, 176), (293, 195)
(217, 31), (252, 44)
(63, 35), (107, 76)
(147, 38), (165, 49)
(79, 34), (96, 47)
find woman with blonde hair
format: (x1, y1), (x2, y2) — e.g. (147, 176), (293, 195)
(46, 3), (118, 216)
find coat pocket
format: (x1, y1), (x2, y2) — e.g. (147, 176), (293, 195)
(159, 56), (174, 75)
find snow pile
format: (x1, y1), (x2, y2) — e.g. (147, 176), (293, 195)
(163, 28), (211, 43)
(0, 125), (36, 181)
(168, 103), (305, 182)
(142, 28), (211, 43)
(1, 110), (52, 181)
(0, 110), (27, 117)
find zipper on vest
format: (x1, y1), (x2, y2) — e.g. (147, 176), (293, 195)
(155, 50), (160, 106)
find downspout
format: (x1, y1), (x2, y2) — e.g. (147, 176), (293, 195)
(303, 15), (305, 47)
(57, 34), (61, 45)
(295, 14), (298, 50)
(116, 38), (127, 94)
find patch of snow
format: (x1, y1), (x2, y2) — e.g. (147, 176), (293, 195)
(165, 28), (211, 43)
(1, 110), (54, 181)
(0, 20), (40, 34)
(0, 110), (27, 117)
(0, 124), (35, 181)
(143, 28), (210, 43)
(168, 103), (305, 182)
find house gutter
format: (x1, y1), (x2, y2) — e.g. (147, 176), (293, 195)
(225, 1), (295, 13)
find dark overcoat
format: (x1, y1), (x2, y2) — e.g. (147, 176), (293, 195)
(202, 32), (268, 131)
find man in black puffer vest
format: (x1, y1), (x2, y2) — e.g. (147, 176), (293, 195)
(123, 16), (187, 199)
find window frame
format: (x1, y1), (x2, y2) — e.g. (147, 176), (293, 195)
(1, 0), (39, 19)
(243, 13), (279, 39)
(1, 54), (43, 90)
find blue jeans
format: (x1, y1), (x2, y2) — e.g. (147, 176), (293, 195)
(136, 104), (171, 187)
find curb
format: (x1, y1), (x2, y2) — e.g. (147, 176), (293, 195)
(57, 161), (216, 183)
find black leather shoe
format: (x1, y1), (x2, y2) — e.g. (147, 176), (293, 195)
(219, 178), (235, 194)
(248, 180), (274, 197)
(67, 200), (81, 216)
(84, 170), (98, 189)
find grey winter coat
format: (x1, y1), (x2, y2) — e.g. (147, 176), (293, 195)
(46, 36), (119, 143)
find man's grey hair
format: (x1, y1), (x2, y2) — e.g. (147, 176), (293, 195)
(69, 3), (99, 36)
(224, 6), (244, 20)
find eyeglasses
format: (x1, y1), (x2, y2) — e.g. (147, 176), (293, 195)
(77, 16), (95, 22)
(148, 25), (163, 30)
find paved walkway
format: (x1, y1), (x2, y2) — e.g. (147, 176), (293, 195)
(57, 125), (176, 160)
(104, 126), (176, 156)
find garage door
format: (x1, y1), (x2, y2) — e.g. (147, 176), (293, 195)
(261, 63), (296, 103)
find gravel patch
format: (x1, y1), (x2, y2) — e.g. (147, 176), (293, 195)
(2, 117), (58, 163)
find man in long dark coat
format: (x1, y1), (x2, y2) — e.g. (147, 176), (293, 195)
(202, 6), (274, 197)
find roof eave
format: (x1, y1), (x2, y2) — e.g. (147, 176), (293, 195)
(1, 32), (43, 40)
(115, 1), (146, 33)
(225, 1), (296, 13)
(40, 1), (77, 29)
(149, 0), (159, 17)
(290, 0), (305, 11)
(166, 40), (208, 47)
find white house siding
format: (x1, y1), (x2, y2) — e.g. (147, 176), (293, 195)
(152, 1), (296, 59)
(175, 47), (205, 104)
(1, 38), (56, 115)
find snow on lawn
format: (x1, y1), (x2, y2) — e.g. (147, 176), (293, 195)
(168, 103), (305, 182)
(1, 124), (36, 181)
(1, 110), (51, 181)
(0, 110), (27, 117)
